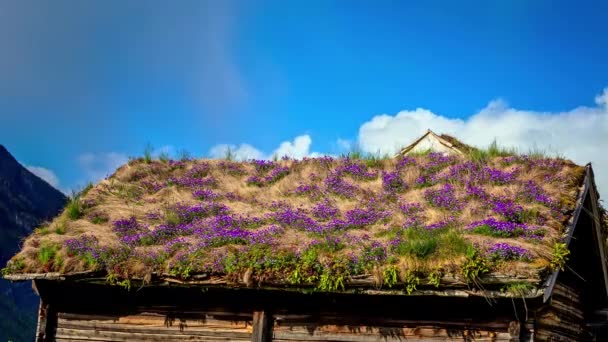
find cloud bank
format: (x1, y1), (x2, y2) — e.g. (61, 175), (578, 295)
(209, 134), (320, 160)
(77, 88), (608, 195)
(26, 166), (60, 189)
(79, 152), (128, 183)
(358, 88), (608, 191)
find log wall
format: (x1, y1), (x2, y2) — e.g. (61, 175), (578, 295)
(33, 279), (533, 341)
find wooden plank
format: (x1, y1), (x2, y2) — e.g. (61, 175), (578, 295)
(55, 327), (250, 341)
(252, 311), (272, 342)
(58, 321), (252, 335)
(588, 174), (608, 296)
(274, 315), (512, 330)
(543, 167), (590, 303)
(272, 327), (513, 341)
(58, 315), (252, 329)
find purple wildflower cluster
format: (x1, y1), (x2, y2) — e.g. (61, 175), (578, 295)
(520, 180), (553, 206)
(324, 171), (357, 197)
(396, 156), (416, 169)
(424, 184), (463, 211)
(141, 179), (165, 193)
(467, 218), (544, 239)
(168, 202), (230, 224)
(382, 171), (406, 192)
(218, 160), (246, 176)
(491, 198), (524, 223)
(291, 183), (321, 198)
(337, 159), (378, 180)
(112, 217), (150, 245)
(192, 189), (220, 201)
(65, 235), (100, 259)
(311, 199), (339, 221)
(441, 162), (518, 185)
(246, 161), (290, 187)
(487, 243), (532, 261)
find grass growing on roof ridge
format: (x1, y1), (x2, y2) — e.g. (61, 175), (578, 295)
(2, 150), (586, 294)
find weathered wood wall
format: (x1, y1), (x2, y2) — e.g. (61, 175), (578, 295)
(54, 311), (253, 341)
(33, 279), (534, 341)
(535, 190), (608, 341)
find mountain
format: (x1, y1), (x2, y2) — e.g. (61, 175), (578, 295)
(0, 145), (67, 342)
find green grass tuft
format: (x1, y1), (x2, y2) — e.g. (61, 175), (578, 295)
(502, 282), (535, 296)
(177, 149), (191, 161)
(65, 197), (83, 220)
(143, 143), (154, 163)
(158, 151), (170, 163)
(37, 243), (58, 266)
(468, 140), (517, 163)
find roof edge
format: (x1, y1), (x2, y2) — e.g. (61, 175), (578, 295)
(542, 164), (608, 303)
(395, 130), (465, 157)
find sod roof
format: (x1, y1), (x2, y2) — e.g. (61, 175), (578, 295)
(2, 145), (590, 297)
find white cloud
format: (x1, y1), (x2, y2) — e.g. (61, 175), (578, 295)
(336, 138), (353, 152)
(153, 145), (174, 157)
(271, 135), (312, 159)
(208, 143), (264, 160)
(358, 87), (608, 193)
(208, 134), (325, 160)
(26, 166), (60, 189)
(78, 152), (128, 182)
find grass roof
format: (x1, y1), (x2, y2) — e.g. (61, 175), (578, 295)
(2, 149), (587, 297)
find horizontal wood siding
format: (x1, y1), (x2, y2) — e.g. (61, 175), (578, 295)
(35, 280), (535, 342)
(273, 314), (518, 341)
(54, 312), (252, 341)
(536, 281), (585, 341)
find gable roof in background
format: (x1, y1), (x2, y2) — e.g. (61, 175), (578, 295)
(396, 129), (469, 157)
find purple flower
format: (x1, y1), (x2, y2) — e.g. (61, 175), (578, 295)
(467, 218), (545, 239)
(141, 179), (165, 193)
(382, 171), (406, 192)
(396, 156), (417, 169)
(336, 159), (378, 180)
(520, 180), (553, 206)
(488, 243), (532, 261)
(192, 189), (220, 201)
(64, 235), (100, 259)
(424, 184), (463, 210)
(344, 206), (390, 228)
(324, 171), (357, 197)
(311, 199), (339, 221)
(491, 198), (524, 223)
(251, 159), (276, 173)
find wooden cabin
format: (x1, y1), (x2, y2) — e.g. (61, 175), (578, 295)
(4, 134), (608, 341)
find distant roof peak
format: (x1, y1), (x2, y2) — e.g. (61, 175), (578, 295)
(397, 130), (473, 156)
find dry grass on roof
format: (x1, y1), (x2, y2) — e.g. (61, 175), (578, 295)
(3, 151), (586, 294)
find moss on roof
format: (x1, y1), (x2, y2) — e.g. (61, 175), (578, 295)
(2, 150), (586, 296)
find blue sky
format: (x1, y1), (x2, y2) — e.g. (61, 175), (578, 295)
(1, 0), (608, 193)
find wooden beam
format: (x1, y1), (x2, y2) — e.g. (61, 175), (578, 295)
(587, 168), (608, 298)
(251, 310), (272, 342)
(35, 299), (56, 342)
(543, 165), (591, 303)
